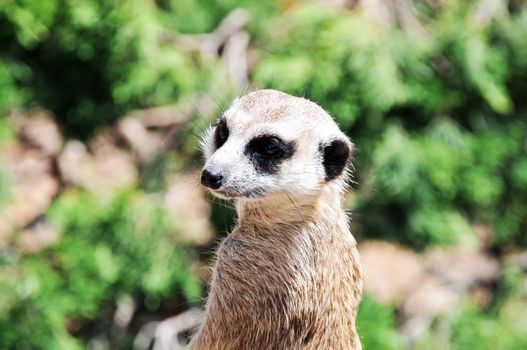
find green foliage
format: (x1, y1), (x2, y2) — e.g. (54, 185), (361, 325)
(0, 0), (281, 138)
(157, 0), (277, 34)
(414, 304), (527, 350)
(0, 166), (11, 208)
(0, 0), (213, 138)
(358, 277), (527, 350)
(357, 295), (405, 350)
(0, 61), (24, 114)
(0, 190), (200, 349)
(253, 1), (527, 248)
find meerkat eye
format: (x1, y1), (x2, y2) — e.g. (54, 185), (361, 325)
(254, 136), (284, 158)
(262, 137), (281, 156)
(245, 135), (296, 173)
(214, 119), (229, 149)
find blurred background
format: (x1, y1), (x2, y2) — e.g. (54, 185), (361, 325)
(1, 0), (527, 349)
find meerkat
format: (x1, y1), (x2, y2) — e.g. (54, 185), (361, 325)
(191, 89), (363, 350)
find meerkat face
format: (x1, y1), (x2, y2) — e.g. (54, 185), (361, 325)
(200, 90), (353, 200)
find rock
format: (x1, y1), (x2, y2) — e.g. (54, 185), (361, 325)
(16, 221), (60, 255)
(164, 173), (214, 246)
(0, 146), (59, 233)
(7, 173), (59, 229)
(399, 247), (500, 319)
(401, 275), (460, 318)
(425, 247), (500, 290)
(359, 240), (424, 304)
(58, 139), (137, 193)
(399, 245), (502, 343)
(400, 275), (460, 344)
(117, 117), (165, 163)
(57, 140), (89, 186)
(91, 141), (137, 191)
(14, 109), (62, 156)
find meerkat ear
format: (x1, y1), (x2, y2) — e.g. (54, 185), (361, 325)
(322, 138), (353, 181)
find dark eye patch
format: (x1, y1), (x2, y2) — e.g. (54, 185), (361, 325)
(321, 139), (351, 181)
(245, 135), (295, 174)
(213, 118), (229, 149)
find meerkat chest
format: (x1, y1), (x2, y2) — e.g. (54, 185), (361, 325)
(210, 228), (317, 311)
(210, 225), (360, 310)
(216, 230), (314, 286)
(202, 230), (319, 347)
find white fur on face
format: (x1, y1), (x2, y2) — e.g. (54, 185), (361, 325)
(201, 90), (351, 200)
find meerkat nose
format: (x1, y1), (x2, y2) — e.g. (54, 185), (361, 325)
(201, 169), (224, 189)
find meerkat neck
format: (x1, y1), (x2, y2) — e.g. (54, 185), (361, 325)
(236, 184), (345, 229)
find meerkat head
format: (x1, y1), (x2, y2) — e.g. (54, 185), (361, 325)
(200, 89), (353, 200)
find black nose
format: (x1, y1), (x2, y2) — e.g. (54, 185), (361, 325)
(201, 169), (223, 189)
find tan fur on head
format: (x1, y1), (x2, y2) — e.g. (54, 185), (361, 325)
(192, 89), (363, 349)
(201, 89), (353, 199)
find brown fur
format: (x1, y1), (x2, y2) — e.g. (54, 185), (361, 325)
(191, 90), (363, 349)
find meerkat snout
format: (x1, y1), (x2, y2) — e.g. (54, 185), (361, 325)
(200, 169), (223, 189)
(201, 89), (353, 200)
